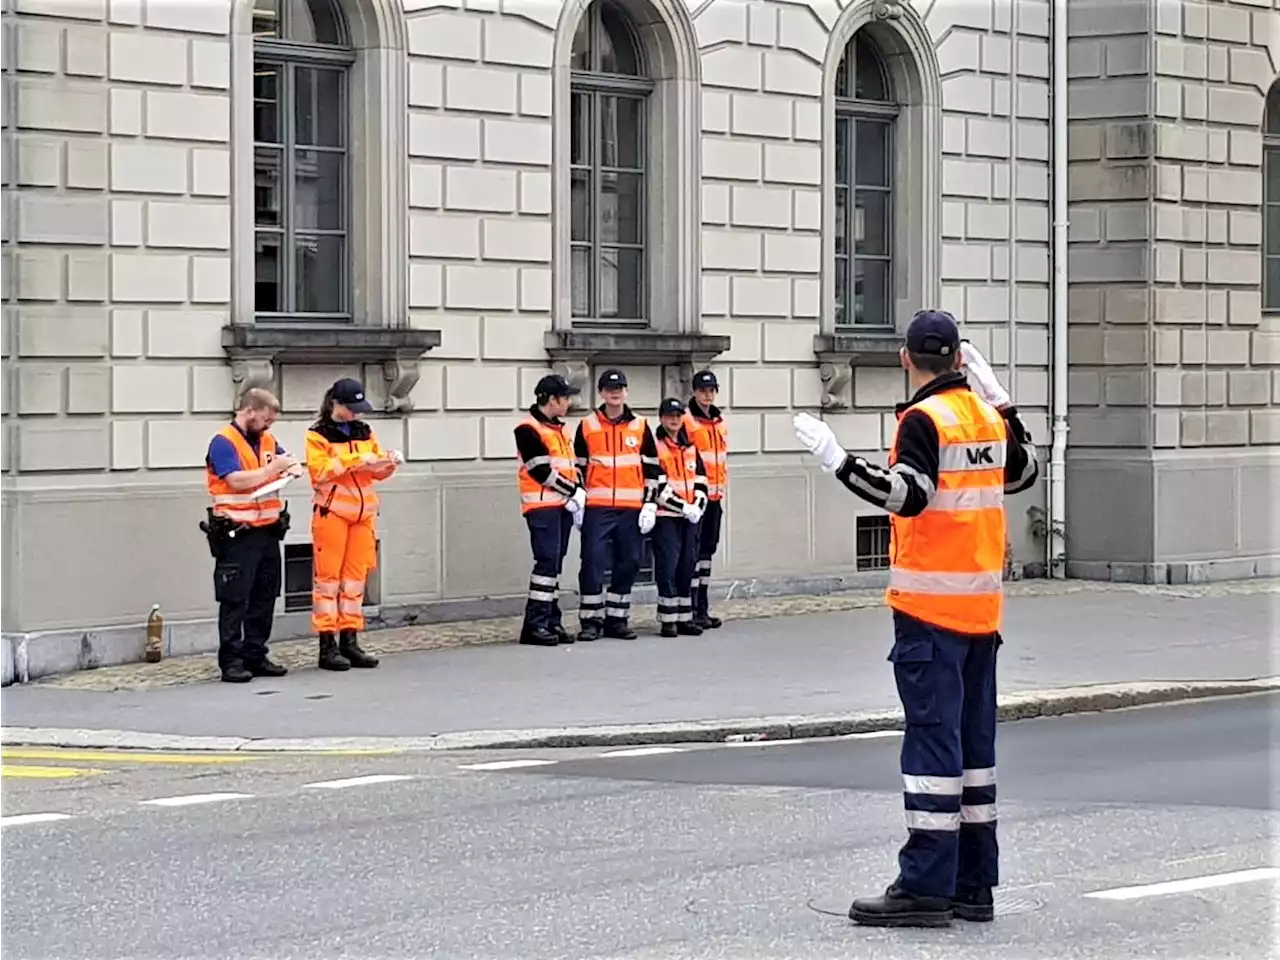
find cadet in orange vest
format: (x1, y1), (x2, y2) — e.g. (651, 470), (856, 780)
(204, 388), (299, 683)
(794, 310), (1038, 928)
(572, 368), (662, 641)
(652, 398), (709, 638)
(682, 369), (728, 629)
(305, 378), (402, 671)
(514, 374), (584, 646)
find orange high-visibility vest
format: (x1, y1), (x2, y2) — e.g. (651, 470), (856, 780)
(517, 417), (576, 514)
(886, 389), (1008, 635)
(305, 424), (385, 524)
(683, 411), (727, 500)
(656, 437), (700, 518)
(580, 411), (648, 509)
(205, 425), (284, 527)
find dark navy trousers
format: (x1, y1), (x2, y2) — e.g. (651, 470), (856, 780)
(651, 516), (698, 624)
(578, 507), (643, 626)
(889, 610), (1000, 899)
(692, 499), (723, 619)
(523, 507), (573, 632)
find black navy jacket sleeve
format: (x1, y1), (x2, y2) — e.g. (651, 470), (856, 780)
(515, 423), (578, 497)
(639, 423), (661, 504)
(572, 421), (589, 485)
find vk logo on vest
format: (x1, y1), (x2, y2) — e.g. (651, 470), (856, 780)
(966, 446), (995, 466)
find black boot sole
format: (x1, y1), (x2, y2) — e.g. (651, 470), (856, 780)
(953, 903), (994, 922)
(318, 660), (350, 671)
(848, 907), (953, 928)
(220, 673), (252, 683)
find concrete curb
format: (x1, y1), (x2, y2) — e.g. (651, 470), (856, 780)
(2, 677), (1276, 753)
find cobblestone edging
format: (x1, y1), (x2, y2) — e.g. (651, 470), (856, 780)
(36, 576), (1280, 692)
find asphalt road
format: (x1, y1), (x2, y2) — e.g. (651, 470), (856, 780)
(2, 694), (1277, 959)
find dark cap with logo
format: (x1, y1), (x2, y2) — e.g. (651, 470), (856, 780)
(658, 397), (686, 417)
(329, 378), (373, 413)
(692, 370), (719, 390)
(906, 309), (961, 357)
(534, 374), (580, 399)
(597, 368), (628, 391)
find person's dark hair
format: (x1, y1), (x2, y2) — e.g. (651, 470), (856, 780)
(318, 389), (336, 422)
(908, 350), (960, 376)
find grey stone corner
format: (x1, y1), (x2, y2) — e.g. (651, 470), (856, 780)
(222, 323), (442, 414)
(545, 329), (732, 410)
(814, 330), (903, 410)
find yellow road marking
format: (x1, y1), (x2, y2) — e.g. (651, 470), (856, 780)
(0, 749), (254, 765)
(1, 764), (106, 779)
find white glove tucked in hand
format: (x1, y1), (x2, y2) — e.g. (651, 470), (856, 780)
(792, 413), (848, 473)
(960, 341), (1011, 409)
(681, 501), (703, 524)
(565, 486), (586, 529)
(638, 502), (657, 535)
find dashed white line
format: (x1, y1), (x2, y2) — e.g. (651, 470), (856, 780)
(140, 792), (253, 808)
(303, 774), (415, 790)
(1, 813), (73, 827)
(456, 759), (559, 771)
(1085, 867), (1280, 901)
(597, 747), (689, 758)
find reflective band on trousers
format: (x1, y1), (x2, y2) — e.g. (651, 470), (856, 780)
(963, 766), (996, 787)
(961, 803), (997, 823)
(905, 810), (960, 831)
(903, 774), (963, 796)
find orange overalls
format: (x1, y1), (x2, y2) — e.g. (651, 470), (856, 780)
(304, 418), (395, 635)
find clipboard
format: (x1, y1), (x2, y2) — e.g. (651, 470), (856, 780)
(251, 474), (297, 500)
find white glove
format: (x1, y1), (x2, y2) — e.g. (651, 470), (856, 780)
(388, 449), (404, 464)
(681, 501), (703, 524)
(960, 341), (1011, 409)
(564, 486), (586, 513)
(638, 502), (657, 535)
(793, 413), (847, 473)
(570, 505), (584, 530)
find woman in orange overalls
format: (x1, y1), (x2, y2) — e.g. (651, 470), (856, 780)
(305, 378), (401, 671)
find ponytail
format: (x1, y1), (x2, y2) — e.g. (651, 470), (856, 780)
(318, 389), (336, 423)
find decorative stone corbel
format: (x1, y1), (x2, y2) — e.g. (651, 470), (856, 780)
(662, 361), (695, 403)
(382, 358), (421, 414)
(872, 0), (905, 19)
(230, 356), (275, 394)
(819, 361), (853, 411)
(552, 359), (591, 412)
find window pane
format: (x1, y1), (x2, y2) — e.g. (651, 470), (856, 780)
(255, 233), (283, 312)
(254, 148), (283, 226)
(253, 64), (281, 143)
(834, 256), (849, 326)
(855, 35), (890, 101)
(1267, 205), (1280, 254)
(295, 234), (344, 313)
(284, 0), (344, 45)
(599, 2), (641, 76)
(600, 171), (641, 245)
(1267, 149), (1280, 202)
(294, 149), (343, 230)
(571, 93), (592, 165)
(834, 54), (851, 99)
(1267, 257), (1280, 312)
(600, 96), (643, 169)
(571, 247), (592, 317)
(835, 186), (849, 256)
(856, 120), (890, 187)
(854, 258), (891, 326)
(835, 118), (852, 186)
(856, 191), (890, 256)
(253, 0), (279, 37)
(1266, 84), (1280, 135)
(571, 170), (592, 242)
(295, 67), (344, 147)
(570, 12), (591, 71)
(599, 247), (643, 319)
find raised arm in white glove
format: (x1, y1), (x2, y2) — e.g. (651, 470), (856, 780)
(959, 341), (1011, 409)
(638, 501), (657, 535)
(792, 413), (848, 473)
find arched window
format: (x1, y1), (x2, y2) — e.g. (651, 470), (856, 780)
(251, 0), (356, 320)
(569, 1), (653, 325)
(1265, 80), (1280, 313)
(834, 32), (898, 328)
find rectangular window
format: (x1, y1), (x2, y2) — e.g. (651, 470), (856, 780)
(1266, 144), (1280, 312)
(856, 515), (891, 571)
(835, 117), (895, 328)
(283, 543), (312, 612)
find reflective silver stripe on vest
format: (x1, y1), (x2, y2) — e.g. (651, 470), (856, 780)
(914, 394), (962, 427)
(591, 453), (643, 468)
(937, 440), (1007, 472)
(927, 486), (1005, 512)
(888, 568), (1003, 595)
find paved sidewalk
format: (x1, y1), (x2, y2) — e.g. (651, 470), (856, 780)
(1, 580), (1275, 742)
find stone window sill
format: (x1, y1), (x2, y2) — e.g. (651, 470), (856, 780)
(545, 329), (731, 401)
(814, 330), (902, 410)
(222, 323), (442, 413)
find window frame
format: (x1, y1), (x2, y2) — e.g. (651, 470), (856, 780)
(834, 35), (900, 331)
(252, 1), (357, 323)
(569, 2), (655, 329)
(1264, 82), (1280, 315)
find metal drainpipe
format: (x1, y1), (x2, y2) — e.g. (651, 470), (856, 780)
(1007, 0), (1020, 423)
(1048, 0), (1070, 577)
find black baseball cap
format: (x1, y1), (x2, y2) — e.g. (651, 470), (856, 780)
(329, 378), (373, 413)
(534, 374), (580, 399)
(692, 370), (719, 390)
(598, 368), (628, 390)
(658, 397), (686, 417)
(906, 309), (961, 357)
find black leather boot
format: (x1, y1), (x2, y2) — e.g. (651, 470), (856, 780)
(220, 659), (252, 683)
(659, 623), (678, 638)
(603, 618), (636, 640)
(677, 621), (703, 636)
(318, 632), (350, 671)
(577, 621), (601, 642)
(952, 887), (994, 922)
(339, 629), (379, 668)
(848, 882), (953, 928)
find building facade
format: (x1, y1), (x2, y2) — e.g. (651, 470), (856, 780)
(1, 0), (1277, 665)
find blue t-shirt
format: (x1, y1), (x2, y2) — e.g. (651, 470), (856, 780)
(207, 427), (286, 479)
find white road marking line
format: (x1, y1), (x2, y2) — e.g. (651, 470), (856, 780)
(1, 813), (73, 827)
(302, 774), (415, 790)
(597, 747), (688, 758)
(457, 759), (558, 771)
(140, 792), (253, 807)
(1085, 867), (1280, 901)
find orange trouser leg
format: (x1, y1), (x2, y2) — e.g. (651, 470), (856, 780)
(311, 511), (349, 634)
(337, 514), (377, 632)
